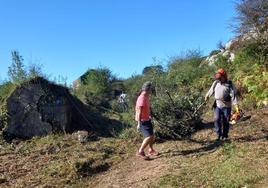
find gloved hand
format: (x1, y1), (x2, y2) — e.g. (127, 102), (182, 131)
(234, 104), (240, 113)
(137, 121), (141, 131)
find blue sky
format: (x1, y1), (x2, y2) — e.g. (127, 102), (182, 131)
(0, 0), (236, 84)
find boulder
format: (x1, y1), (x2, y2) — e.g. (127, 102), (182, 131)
(222, 50), (230, 58)
(206, 54), (218, 66)
(230, 53), (235, 62)
(3, 77), (94, 139)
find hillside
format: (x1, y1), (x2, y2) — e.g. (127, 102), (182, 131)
(0, 108), (267, 187)
(0, 0), (267, 187)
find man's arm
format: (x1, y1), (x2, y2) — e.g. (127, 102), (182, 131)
(136, 106), (143, 122)
(136, 106), (143, 130)
(205, 81), (217, 100)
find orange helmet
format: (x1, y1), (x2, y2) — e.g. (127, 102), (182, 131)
(217, 68), (226, 75)
(214, 68), (228, 80)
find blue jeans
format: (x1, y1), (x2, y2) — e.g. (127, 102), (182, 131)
(214, 107), (231, 138)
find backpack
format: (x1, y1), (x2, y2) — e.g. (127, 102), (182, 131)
(212, 80), (234, 109)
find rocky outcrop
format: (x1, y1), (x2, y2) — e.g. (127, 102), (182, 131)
(3, 77), (95, 139)
(205, 38), (239, 66)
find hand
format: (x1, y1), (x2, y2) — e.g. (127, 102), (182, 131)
(137, 121), (141, 131)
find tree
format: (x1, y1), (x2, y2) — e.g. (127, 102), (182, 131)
(235, 0), (268, 36)
(7, 50), (27, 84)
(142, 65), (164, 75)
(75, 67), (116, 107)
(217, 40), (225, 50)
(234, 0), (268, 62)
(80, 67), (114, 95)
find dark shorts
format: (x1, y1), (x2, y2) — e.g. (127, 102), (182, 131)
(140, 120), (154, 138)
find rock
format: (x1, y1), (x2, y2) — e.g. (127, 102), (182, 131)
(222, 50), (230, 58)
(225, 40), (234, 50)
(230, 53), (235, 62)
(6, 110), (52, 138)
(3, 77), (95, 140)
(75, 130), (89, 143)
(206, 54), (219, 66)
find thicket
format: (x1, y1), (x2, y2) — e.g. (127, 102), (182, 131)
(73, 67), (125, 109)
(122, 50), (214, 139)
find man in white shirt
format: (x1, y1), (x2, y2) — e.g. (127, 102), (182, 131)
(205, 68), (239, 140)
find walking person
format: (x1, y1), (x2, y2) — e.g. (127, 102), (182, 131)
(205, 68), (240, 140)
(135, 81), (158, 160)
(118, 91), (128, 112)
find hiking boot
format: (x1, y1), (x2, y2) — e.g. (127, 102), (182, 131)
(148, 149), (159, 156)
(136, 151), (150, 160)
(216, 135), (221, 141)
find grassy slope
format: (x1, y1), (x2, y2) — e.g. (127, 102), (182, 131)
(87, 108), (268, 188)
(0, 134), (136, 187)
(0, 109), (267, 188)
(153, 108), (268, 188)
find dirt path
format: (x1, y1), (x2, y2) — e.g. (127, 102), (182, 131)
(89, 108), (268, 188)
(0, 109), (267, 187)
(90, 143), (170, 188)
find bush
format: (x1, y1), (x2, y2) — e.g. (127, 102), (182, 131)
(230, 43), (268, 108)
(74, 67), (121, 109)
(151, 89), (204, 139)
(123, 50), (209, 139)
(0, 81), (16, 131)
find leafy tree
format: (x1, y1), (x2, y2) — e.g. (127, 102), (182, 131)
(7, 50), (27, 84)
(142, 65), (164, 75)
(80, 67), (114, 95)
(74, 67), (117, 108)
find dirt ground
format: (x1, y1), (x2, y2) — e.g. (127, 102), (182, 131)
(0, 108), (267, 187)
(88, 108), (268, 188)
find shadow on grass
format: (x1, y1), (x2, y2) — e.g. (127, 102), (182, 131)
(233, 135), (267, 142)
(195, 121), (214, 132)
(159, 140), (224, 158)
(156, 115), (262, 159)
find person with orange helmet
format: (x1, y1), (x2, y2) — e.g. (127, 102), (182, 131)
(205, 68), (239, 140)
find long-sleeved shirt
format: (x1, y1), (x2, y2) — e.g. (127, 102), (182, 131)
(206, 80), (238, 108)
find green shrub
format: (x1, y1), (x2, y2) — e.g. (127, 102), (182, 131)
(151, 89), (203, 139)
(231, 45), (268, 107)
(74, 67), (121, 109)
(0, 82), (16, 130)
(122, 51), (212, 139)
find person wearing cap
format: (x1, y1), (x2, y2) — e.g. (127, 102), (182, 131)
(135, 81), (158, 160)
(205, 68), (240, 140)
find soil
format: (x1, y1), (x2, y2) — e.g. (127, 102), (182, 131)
(0, 108), (267, 188)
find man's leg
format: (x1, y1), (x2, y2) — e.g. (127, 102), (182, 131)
(148, 135), (155, 151)
(148, 135), (159, 156)
(214, 107), (222, 139)
(222, 107), (231, 138)
(139, 136), (152, 153)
